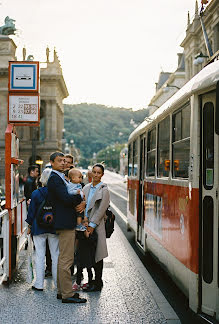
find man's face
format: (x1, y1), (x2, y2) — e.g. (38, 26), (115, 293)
(64, 157), (74, 170)
(31, 168), (39, 178)
(51, 156), (65, 172)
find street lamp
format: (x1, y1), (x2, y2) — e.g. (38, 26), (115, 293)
(62, 128), (66, 152)
(193, 52), (208, 65)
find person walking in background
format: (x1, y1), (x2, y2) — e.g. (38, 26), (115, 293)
(82, 163), (110, 292)
(72, 217), (97, 291)
(25, 168), (59, 291)
(47, 151), (87, 304)
(64, 154), (74, 170)
(24, 165), (39, 203)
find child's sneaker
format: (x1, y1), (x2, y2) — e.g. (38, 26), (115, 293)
(72, 283), (81, 291)
(75, 224), (87, 231)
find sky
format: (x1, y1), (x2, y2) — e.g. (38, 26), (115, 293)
(1, 0), (199, 109)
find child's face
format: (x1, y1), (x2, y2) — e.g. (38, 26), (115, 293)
(82, 218), (89, 228)
(70, 171), (83, 184)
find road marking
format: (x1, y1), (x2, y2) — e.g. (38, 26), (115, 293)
(109, 188), (127, 201)
(110, 201), (127, 224)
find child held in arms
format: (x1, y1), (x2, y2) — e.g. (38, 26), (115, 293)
(67, 168), (86, 231)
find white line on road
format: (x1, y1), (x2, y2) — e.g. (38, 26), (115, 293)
(109, 188), (127, 201)
(110, 201), (127, 224)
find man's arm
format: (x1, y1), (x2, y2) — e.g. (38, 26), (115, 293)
(48, 175), (81, 207)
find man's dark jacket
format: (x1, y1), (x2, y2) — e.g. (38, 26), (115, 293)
(47, 171), (81, 230)
(24, 176), (37, 200)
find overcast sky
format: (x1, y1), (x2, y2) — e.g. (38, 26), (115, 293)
(1, 0), (199, 109)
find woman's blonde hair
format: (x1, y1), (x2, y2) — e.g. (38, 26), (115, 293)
(40, 168), (52, 186)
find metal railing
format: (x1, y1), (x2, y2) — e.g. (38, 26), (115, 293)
(0, 209), (9, 284)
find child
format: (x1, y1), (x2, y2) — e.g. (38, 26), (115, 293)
(67, 168), (86, 231)
(72, 217), (97, 291)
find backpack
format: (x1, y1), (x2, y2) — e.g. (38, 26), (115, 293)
(36, 192), (54, 230)
(105, 207), (115, 238)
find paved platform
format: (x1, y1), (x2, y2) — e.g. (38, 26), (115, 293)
(0, 223), (181, 324)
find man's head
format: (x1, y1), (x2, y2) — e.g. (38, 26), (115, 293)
(28, 165), (39, 178)
(68, 168), (83, 184)
(50, 152), (65, 172)
(64, 154), (74, 170)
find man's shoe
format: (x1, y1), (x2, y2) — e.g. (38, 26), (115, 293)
(32, 286), (43, 291)
(62, 293), (87, 303)
(57, 293), (62, 300)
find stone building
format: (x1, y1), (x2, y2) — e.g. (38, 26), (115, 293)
(0, 36), (68, 184)
(146, 0), (219, 116)
(181, 0), (219, 81)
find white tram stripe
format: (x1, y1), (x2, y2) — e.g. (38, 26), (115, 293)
(110, 201), (128, 225)
(109, 188), (127, 201)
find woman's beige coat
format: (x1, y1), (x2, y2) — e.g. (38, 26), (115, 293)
(83, 182), (110, 263)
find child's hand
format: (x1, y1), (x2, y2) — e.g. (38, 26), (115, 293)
(77, 189), (81, 194)
(84, 230), (90, 238)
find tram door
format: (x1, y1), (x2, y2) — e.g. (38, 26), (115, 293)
(201, 90), (219, 318)
(137, 136), (145, 246)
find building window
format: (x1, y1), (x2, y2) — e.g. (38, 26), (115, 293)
(146, 128), (156, 177)
(158, 117), (170, 177)
(172, 104), (190, 178)
(40, 100), (46, 141)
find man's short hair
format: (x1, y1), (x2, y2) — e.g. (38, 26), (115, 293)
(50, 151), (64, 162)
(65, 154), (74, 164)
(28, 165), (38, 175)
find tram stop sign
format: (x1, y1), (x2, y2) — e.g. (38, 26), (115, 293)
(8, 61), (40, 126)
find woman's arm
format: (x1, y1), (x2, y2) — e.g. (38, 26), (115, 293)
(89, 187), (110, 226)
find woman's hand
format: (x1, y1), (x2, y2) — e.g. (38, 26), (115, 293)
(75, 200), (86, 213)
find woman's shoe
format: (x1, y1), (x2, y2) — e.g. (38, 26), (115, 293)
(32, 286), (43, 291)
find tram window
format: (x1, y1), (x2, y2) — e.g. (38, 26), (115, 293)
(147, 128), (156, 176)
(172, 104), (191, 178)
(128, 143), (133, 176)
(133, 140), (138, 176)
(203, 102), (214, 189)
(158, 117), (170, 177)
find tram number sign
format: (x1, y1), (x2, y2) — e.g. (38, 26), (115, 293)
(8, 95), (39, 123)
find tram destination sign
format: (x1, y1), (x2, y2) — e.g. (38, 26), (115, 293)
(8, 94), (39, 125)
(8, 61), (39, 92)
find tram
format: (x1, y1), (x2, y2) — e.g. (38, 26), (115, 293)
(127, 57), (219, 319)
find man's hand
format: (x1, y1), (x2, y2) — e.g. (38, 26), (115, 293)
(75, 200), (86, 213)
(84, 230), (90, 238)
(27, 227), (31, 235)
(87, 226), (94, 234)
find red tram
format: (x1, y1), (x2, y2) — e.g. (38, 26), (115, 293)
(127, 58), (219, 319)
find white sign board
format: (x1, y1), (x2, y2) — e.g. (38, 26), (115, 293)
(9, 62), (38, 91)
(9, 95), (39, 122)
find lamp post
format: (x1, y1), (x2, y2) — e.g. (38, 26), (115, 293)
(70, 139), (74, 155)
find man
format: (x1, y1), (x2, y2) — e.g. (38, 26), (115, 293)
(47, 151), (86, 304)
(64, 154), (74, 170)
(24, 165), (39, 201)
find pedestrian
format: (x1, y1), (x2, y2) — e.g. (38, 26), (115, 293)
(82, 163), (110, 292)
(25, 168), (59, 291)
(47, 151), (87, 304)
(64, 154), (74, 170)
(24, 165), (39, 202)
(72, 217), (97, 291)
(67, 168), (86, 231)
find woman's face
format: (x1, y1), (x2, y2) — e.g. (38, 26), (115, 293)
(92, 166), (103, 184)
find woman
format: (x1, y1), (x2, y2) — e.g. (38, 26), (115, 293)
(26, 168), (59, 291)
(82, 163), (110, 292)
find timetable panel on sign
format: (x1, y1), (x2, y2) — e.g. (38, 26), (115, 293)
(9, 95), (39, 122)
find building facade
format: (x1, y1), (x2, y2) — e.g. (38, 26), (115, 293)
(0, 36), (68, 184)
